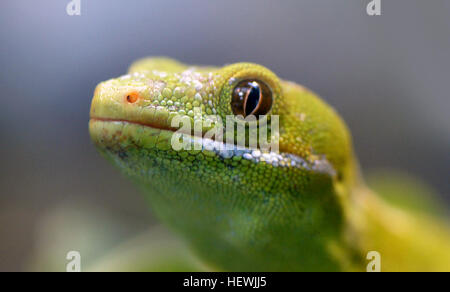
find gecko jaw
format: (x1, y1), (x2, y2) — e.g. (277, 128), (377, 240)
(89, 118), (336, 176)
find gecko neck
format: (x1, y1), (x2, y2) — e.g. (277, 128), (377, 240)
(348, 185), (450, 271)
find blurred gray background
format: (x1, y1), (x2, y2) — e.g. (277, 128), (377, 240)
(0, 0), (449, 271)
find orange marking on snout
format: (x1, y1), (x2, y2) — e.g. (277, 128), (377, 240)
(126, 91), (140, 103)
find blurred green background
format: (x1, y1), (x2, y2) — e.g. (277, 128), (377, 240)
(0, 0), (449, 271)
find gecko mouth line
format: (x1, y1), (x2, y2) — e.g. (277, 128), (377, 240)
(90, 117), (336, 176)
(90, 117), (177, 133)
(90, 115), (279, 150)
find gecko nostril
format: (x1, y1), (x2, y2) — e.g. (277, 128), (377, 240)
(126, 91), (139, 103)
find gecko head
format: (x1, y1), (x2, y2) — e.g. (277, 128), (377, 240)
(89, 58), (358, 271)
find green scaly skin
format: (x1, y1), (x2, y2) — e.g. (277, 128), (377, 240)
(89, 57), (450, 271)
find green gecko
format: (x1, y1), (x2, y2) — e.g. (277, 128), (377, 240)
(89, 57), (450, 272)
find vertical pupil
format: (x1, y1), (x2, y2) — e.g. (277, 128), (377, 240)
(231, 79), (272, 118)
(245, 82), (261, 116)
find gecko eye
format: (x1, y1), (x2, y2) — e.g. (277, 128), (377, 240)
(231, 80), (273, 118)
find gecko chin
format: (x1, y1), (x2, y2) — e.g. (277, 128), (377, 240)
(89, 117), (345, 272)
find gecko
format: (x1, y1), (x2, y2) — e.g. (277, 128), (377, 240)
(89, 57), (450, 271)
